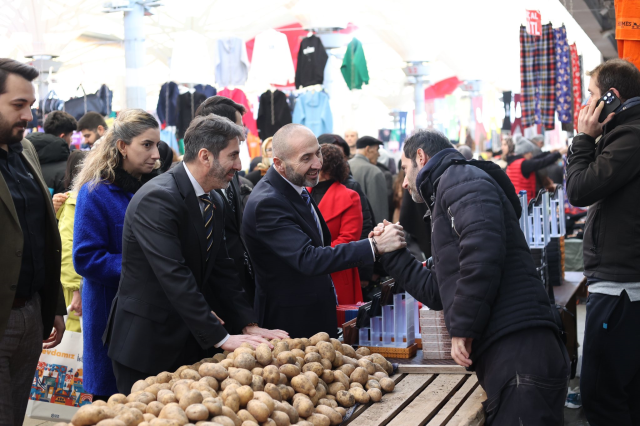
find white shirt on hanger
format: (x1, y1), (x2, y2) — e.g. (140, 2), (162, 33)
(247, 29), (295, 89)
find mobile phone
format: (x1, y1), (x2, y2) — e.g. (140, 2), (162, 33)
(596, 90), (621, 123)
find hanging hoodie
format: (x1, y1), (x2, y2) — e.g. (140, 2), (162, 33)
(215, 38), (250, 87)
(341, 38), (369, 90)
(292, 91), (333, 136)
(157, 82), (179, 126)
(218, 88), (259, 136)
(176, 91), (207, 139)
(257, 90), (292, 139)
(194, 84), (217, 98)
(295, 35), (328, 89)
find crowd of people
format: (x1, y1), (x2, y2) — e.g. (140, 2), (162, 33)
(1, 56), (639, 426)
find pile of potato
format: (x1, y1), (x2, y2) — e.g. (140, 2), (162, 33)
(57, 332), (395, 426)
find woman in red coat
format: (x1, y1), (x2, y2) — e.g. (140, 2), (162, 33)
(308, 144), (364, 304)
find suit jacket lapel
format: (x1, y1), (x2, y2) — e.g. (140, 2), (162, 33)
(20, 141), (57, 233)
(0, 176), (19, 227)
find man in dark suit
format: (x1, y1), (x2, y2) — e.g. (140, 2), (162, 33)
(194, 96), (255, 305)
(106, 114), (288, 393)
(243, 124), (406, 338)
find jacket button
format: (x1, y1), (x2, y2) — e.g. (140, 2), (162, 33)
(15, 250), (22, 257)
(10, 285), (16, 291)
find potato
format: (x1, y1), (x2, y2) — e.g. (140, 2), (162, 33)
(236, 385), (254, 407)
(262, 365), (280, 385)
(355, 347), (370, 356)
(306, 414), (330, 426)
(202, 398), (223, 417)
(262, 419), (277, 426)
(146, 403), (164, 417)
(240, 423), (258, 426)
(224, 390), (241, 412)
(340, 344), (356, 358)
(108, 395), (128, 407)
(332, 371), (349, 390)
(255, 344), (272, 366)
(341, 356), (358, 368)
(357, 359), (375, 375)
(373, 372), (389, 380)
(302, 362), (323, 377)
(93, 400), (108, 407)
(221, 378), (241, 391)
(272, 342), (289, 357)
(143, 415), (157, 423)
(349, 387), (370, 404)
(150, 420), (180, 426)
(303, 352), (322, 364)
(235, 346), (255, 356)
(145, 384), (162, 396)
(319, 370), (334, 384)
(349, 367), (368, 385)
(379, 377), (395, 392)
(316, 342), (336, 363)
(291, 375), (316, 397)
(278, 364), (300, 379)
(247, 400), (270, 422)
(349, 382), (363, 389)
(220, 359), (235, 369)
(367, 388), (382, 402)
(320, 359), (332, 371)
(132, 392), (156, 405)
(330, 352), (343, 368)
(237, 409), (258, 423)
(96, 420), (126, 426)
(305, 346), (319, 354)
(314, 406), (341, 426)
(158, 390), (177, 405)
(289, 348), (304, 359)
(314, 384), (326, 402)
(309, 332), (330, 346)
(334, 407), (346, 417)
(177, 389), (203, 410)
(234, 353), (257, 370)
(366, 380), (381, 391)
(335, 391), (355, 408)
(117, 407), (145, 426)
(337, 364), (355, 377)
(126, 402), (148, 412)
(293, 397), (314, 418)
(184, 405), (208, 422)
(251, 375), (265, 392)
(296, 422), (314, 426)
(71, 406), (112, 426)
(180, 369), (202, 381)
(197, 376), (218, 391)
(276, 384), (293, 401)
(278, 373), (288, 386)
(212, 416), (236, 426)
(132, 380), (149, 393)
(264, 383), (282, 402)
(221, 406), (242, 426)
(269, 410), (291, 426)
(327, 382), (345, 396)
(230, 369), (253, 386)
(325, 395), (336, 402)
(274, 401), (298, 424)
(318, 398), (337, 408)
(276, 351), (296, 366)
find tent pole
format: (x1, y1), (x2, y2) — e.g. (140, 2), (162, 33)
(124, 0), (146, 109)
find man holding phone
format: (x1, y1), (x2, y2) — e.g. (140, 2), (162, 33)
(566, 58), (640, 426)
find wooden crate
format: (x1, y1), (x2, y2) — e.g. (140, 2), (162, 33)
(342, 368), (486, 426)
(365, 343), (418, 359)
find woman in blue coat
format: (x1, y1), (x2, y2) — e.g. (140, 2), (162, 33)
(72, 110), (161, 399)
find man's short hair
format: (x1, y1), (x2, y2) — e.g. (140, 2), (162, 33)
(318, 134), (350, 158)
(403, 129), (453, 166)
(183, 114), (244, 162)
(77, 112), (107, 132)
(44, 111), (77, 136)
(195, 96), (246, 121)
(588, 59), (640, 102)
(0, 58), (39, 94)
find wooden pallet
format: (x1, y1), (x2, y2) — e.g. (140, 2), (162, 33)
(342, 370), (486, 426)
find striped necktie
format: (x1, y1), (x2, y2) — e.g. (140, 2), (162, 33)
(199, 194), (214, 261)
(300, 188), (322, 238)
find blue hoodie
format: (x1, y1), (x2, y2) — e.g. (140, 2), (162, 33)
(292, 91), (333, 136)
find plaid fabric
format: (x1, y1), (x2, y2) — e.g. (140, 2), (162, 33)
(520, 25), (557, 130)
(554, 26), (572, 123)
(570, 43), (582, 131)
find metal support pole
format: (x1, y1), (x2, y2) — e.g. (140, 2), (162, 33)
(124, 0), (146, 109)
(414, 78), (426, 129)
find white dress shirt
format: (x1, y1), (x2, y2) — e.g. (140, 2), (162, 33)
(184, 163), (230, 348)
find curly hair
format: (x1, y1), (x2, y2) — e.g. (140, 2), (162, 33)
(321, 144), (349, 183)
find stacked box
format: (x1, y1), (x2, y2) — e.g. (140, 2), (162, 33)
(420, 308), (452, 360)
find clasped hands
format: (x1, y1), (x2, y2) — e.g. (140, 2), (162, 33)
(369, 219), (407, 255)
(212, 311), (289, 351)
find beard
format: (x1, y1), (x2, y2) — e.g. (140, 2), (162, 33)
(285, 163), (320, 187)
(407, 169), (425, 203)
(208, 158), (234, 189)
(0, 112), (27, 146)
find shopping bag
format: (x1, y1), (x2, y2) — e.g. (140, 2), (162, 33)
(64, 84), (106, 120)
(26, 311), (92, 422)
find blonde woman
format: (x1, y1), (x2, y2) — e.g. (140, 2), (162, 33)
(72, 109), (161, 399)
(246, 137), (273, 186)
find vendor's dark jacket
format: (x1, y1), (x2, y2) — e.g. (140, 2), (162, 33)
(566, 103), (640, 282)
(380, 148), (557, 362)
(26, 132), (70, 194)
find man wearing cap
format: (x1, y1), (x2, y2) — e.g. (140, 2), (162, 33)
(505, 138), (566, 198)
(349, 136), (389, 224)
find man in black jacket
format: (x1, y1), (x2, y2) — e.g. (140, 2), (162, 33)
(26, 111), (76, 194)
(566, 58), (640, 426)
(377, 129), (569, 424)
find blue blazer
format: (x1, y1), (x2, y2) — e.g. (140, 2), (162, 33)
(73, 180), (133, 396)
(242, 166), (373, 338)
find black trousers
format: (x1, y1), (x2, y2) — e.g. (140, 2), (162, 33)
(581, 291), (640, 426)
(475, 327), (570, 425)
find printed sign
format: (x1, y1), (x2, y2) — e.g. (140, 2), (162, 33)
(526, 10), (542, 36)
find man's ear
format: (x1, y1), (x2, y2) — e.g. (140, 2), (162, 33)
(416, 148), (429, 168)
(610, 87), (623, 101)
(97, 125), (105, 136)
(273, 156), (284, 173)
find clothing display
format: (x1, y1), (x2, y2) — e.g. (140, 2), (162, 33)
(214, 38), (250, 87)
(194, 84), (216, 98)
(257, 90), (292, 139)
(157, 82), (179, 127)
(292, 90), (333, 136)
(295, 35), (328, 89)
(554, 25), (572, 124)
(247, 29), (295, 87)
(570, 43), (582, 131)
(218, 87), (259, 136)
(615, 0), (640, 71)
(341, 38), (370, 90)
(502, 91), (512, 131)
(520, 24), (556, 130)
(176, 91), (207, 140)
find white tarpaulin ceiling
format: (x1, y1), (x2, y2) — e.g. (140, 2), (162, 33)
(0, 0), (603, 136)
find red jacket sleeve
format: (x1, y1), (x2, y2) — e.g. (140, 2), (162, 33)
(331, 190), (363, 247)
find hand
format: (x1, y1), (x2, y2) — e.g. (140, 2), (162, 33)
(451, 337), (473, 368)
(368, 222), (387, 238)
(211, 311), (224, 325)
(578, 98), (615, 138)
(52, 193), (69, 213)
(69, 291), (82, 316)
(243, 325), (289, 341)
(373, 220), (406, 255)
(551, 146), (568, 155)
(221, 334), (273, 351)
(43, 315), (65, 349)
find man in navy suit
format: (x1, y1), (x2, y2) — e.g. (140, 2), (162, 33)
(243, 124), (406, 338)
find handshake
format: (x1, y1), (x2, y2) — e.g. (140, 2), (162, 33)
(368, 219), (407, 256)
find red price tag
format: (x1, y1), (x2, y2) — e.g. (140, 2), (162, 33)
(526, 10), (541, 36)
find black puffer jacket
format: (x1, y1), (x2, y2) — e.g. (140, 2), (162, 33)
(380, 148), (557, 362)
(26, 132), (70, 194)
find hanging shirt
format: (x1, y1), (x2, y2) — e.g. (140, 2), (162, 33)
(247, 29), (295, 88)
(295, 35), (328, 89)
(257, 90), (292, 139)
(157, 82), (179, 126)
(218, 88), (259, 136)
(341, 38), (370, 90)
(176, 92), (207, 140)
(215, 38), (250, 87)
(292, 91), (333, 136)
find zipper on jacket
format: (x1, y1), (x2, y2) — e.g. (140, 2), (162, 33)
(448, 207), (460, 237)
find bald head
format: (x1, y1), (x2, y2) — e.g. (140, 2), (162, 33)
(272, 124), (316, 161)
(272, 124), (322, 187)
